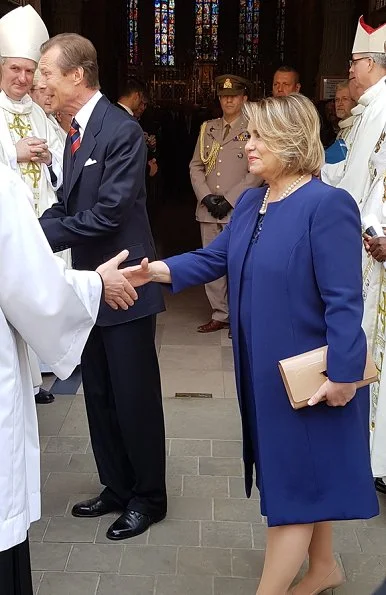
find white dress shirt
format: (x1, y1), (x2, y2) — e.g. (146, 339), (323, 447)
(74, 90), (103, 140)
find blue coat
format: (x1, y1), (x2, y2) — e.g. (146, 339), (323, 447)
(166, 177), (379, 526)
(40, 95), (164, 326)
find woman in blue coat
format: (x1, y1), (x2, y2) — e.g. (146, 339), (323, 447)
(127, 94), (378, 595)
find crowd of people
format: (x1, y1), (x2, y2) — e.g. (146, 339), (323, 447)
(1, 4), (386, 595)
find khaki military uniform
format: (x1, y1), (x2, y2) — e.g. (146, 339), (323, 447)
(190, 114), (261, 322)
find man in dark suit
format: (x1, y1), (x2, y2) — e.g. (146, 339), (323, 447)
(38, 33), (167, 540)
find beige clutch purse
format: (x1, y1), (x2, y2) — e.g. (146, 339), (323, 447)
(278, 346), (378, 410)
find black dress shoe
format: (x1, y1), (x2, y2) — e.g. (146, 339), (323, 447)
(35, 388), (55, 405)
(106, 509), (166, 541)
(72, 496), (122, 518)
(375, 478), (386, 494)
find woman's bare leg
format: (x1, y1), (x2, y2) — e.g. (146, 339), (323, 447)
(256, 524), (314, 595)
(291, 522), (344, 594)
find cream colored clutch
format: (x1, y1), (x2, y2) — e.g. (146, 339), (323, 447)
(278, 346), (378, 410)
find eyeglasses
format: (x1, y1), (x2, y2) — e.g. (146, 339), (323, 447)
(349, 56), (372, 67)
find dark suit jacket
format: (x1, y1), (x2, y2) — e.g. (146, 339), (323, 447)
(40, 94), (164, 326)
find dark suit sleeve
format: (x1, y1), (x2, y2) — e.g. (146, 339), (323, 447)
(40, 120), (146, 249)
(40, 184), (66, 220)
(310, 187), (367, 382)
(164, 220), (231, 293)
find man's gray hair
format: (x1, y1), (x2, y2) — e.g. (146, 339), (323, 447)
(335, 80), (350, 92)
(368, 52), (386, 69)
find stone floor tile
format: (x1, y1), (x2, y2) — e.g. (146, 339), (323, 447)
(221, 347), (235, 371)
(44, 472), (96, 494)
(162, 324), (222, 345)
(168, 496), (213, 520)
(149, 519), (200, 546)
(32, 571), (42, 594)
(66, 543), (123, 572)
(178, 546), (231, 576)
(155, 574), (214, 595)
(331, 525), (362, 553)
(164, 398), (242, 440)
(41, 492), (70, 517)
(340, 553), (386, 584)
(231, 549), (265, 578)
(160, 345), (222, 372)
(58, 399), (89, 437)
(120, 545), (177, 575)
(97, 575), (155, 595)
(214, 576), (257, 595)
(45, 437), (89, 454)
(95, 516), (148, 545)
(356, 527), (386, 554)
(252, 524), (267, 550)
(40, 453), (71, 472)
(201, 521), (252, 548)
(229, 477), (260, 500)
(183, 475), (229, 498)
(334, 581), (379, 594)
(199, 457), (242, 477)
(169, 438), (211, 457)
(161, 369), (225, 399)
(221, 328), (232, 347)
(167, 455), (199, 476)
(30, 517), (49, 542)
(43, 517), (99, 543)
(39, 437), (49, 452)
(30, 542), (71, 571)
(38, 572), (99, 595)
(67, 453), (98, 473)
(212, 440), (242, 458)
(166, 474), (183, 496)
(223, 371), (237, 398)
(37, 396), (74, 436)
(214, 499), (261, 523)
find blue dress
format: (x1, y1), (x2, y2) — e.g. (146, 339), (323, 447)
(165, 178), (379, 526)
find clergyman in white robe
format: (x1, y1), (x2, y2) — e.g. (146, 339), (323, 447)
(0, 164), (102, 592)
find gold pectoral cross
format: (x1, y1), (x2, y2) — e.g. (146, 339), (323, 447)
(20, 162), (41, 189)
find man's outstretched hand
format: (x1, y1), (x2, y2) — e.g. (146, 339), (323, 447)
(96, 250), (138, 310)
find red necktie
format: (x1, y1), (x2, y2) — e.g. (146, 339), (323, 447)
(70, 118), (81, 155)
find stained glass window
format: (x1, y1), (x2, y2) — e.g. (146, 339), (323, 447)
(155, 0), (175, 66)
(277, 0), (286, 62)
(128, 0), (139, 65)
(195, 0), (219, 62)
(239, 0), (260, 61)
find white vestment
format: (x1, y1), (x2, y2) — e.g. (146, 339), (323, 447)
(0, 164), (102, 552)
(0, 90), (63, 216)
(361, 127), (386, 478)
(322, 77), (386, 208)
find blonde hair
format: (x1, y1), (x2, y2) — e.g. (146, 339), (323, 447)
(243, 94), (324, 177)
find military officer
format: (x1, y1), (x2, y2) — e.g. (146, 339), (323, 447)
(190, 74), (261, 334)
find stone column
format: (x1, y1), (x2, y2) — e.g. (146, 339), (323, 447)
(318, 0), (357, 77)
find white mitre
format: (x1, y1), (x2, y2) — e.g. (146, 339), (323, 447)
(0, 5), (48, 63)
(352, 15), (386, 54)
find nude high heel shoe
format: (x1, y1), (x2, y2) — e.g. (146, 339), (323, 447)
(290, 564), (345, 595)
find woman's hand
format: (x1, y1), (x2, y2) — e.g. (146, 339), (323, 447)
(121, 258), (171, 287)
(308, 379), (357, 407)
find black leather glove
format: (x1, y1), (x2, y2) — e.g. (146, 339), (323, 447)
(216, 198), (233, 220)
(202, 194), (225, 218)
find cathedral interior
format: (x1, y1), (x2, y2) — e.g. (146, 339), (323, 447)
(0, 0), (384, 255)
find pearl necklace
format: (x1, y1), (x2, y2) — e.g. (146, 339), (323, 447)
(259, 174), (306, 215)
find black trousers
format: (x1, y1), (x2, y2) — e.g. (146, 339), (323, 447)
(0, 537), (33, 595)
(81, 315), (167, 517)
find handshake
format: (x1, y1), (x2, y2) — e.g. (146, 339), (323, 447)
(202, 194), (233, 220)
(96, 250), (139, 311)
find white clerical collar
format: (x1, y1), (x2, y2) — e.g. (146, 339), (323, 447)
(117, 102), (134, 116)
(74, 90), (103, 138)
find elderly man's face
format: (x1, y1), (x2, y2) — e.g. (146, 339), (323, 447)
(1, 57), (35, 101)
(334, 87), (356, 120)
(348, 54), (374, 92)
(272, 71), (300, 97)
(30, 82), (54, 115)
(39, 46), (77, 114)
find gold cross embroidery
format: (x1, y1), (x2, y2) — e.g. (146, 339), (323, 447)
(20, 162), (41, 189)
(9, 114), (32, 139)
